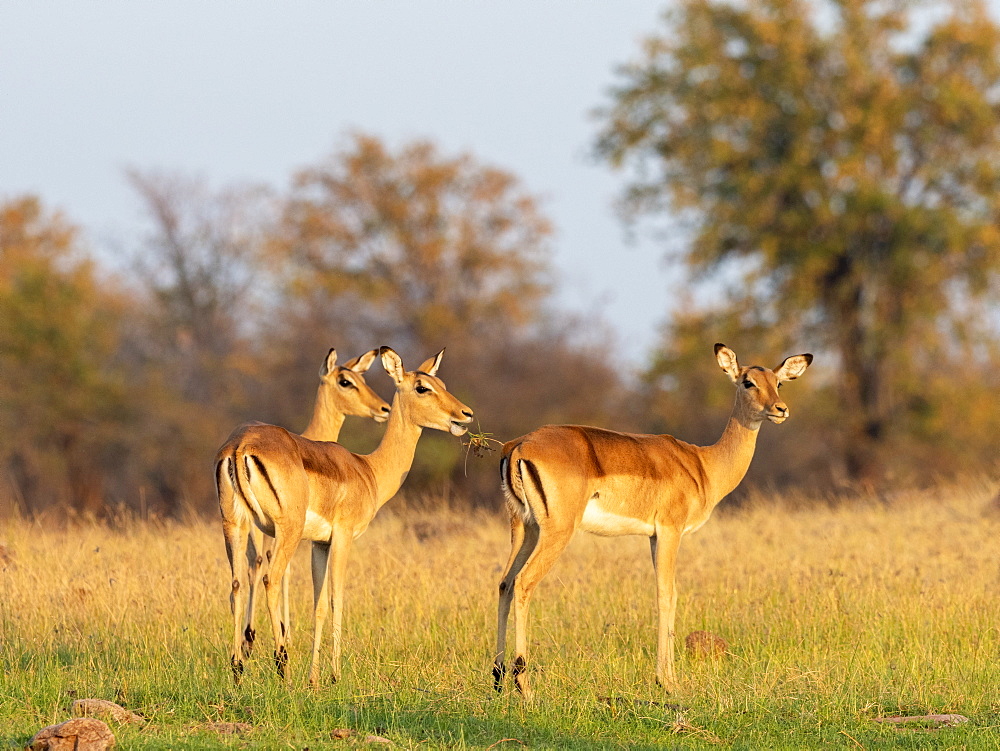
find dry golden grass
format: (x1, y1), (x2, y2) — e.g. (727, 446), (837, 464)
(2, 479), (1000, 747)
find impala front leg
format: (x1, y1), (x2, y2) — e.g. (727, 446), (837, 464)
(651, 525), (681, 691)
(326, 530), (354, 684)
(308, 541), (332, 687)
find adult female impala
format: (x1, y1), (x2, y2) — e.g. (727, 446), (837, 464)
(493, 344), (812, 698)
(241, 348), (390, 655)
(217, 347), (473, 685)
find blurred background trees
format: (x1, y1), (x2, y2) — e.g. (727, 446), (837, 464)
(4, 1), (1000, 516)
(598, 0), (1000, 488)
(0, 136), (626, 516)
(267, 135), (629, 497)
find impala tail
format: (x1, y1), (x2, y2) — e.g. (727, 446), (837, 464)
(500, 444), (544, 525)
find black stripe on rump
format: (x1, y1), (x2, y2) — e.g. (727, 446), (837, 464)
(249, 455), (281, 507)
(215, 458), (228, 495)
(519, 459), (549, 517)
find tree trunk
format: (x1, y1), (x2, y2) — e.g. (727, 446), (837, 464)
(830, 267), (887, 487)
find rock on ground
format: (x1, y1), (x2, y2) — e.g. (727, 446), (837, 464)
(71, 699), (143, 725)
(28, 718), (115, 751)
(684, 630), (728, 659)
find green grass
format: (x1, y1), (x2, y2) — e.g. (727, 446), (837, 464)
(3, 480), (1000, 748)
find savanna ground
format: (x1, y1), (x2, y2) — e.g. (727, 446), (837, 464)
(2, 480), (1000, 749)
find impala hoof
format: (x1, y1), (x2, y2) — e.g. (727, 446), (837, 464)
(231, 656), (244, 683)
(492, 662), (506, 693)
(274, 646), (289, 679)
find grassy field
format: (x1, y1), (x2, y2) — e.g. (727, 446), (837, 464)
(2, 480), (1000, 749)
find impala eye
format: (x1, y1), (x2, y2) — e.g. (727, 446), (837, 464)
(742, 380), (754, 389)
(415, 384), (431, 394)
(338, 379), (353, 389)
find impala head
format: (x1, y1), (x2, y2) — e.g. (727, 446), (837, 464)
(379, 346), (474, 436)
(319, 348), (391, 423)
(715, 343), (812, 425)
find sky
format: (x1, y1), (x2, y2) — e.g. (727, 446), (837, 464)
(0, 2), (674, 367)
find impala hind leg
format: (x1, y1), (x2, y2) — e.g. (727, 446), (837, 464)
(494, 514), (538, 692)
(223, 516), (254, 682)
(243, 526), (266, 655)
(263, 528), (300, 682)
(511, 524), (575, 700)
(250, 532), (292, 651)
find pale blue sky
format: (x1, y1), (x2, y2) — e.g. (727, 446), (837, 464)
(5, 3), (990, 368)
(0, 2), (671, 366)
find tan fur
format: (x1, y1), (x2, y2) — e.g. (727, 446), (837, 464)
(234, 349), (390, 655)
(218, 347), (473, 686)
(493, 344), (812, 698)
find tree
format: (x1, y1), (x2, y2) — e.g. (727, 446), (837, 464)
(270, 135), (629, 500)
(272, 134), (552, 351)
(597, 0), (1000, 484)
(123, 172), (281, 514)
(128, 170), (274, 407)
(0, 197), (131, 514)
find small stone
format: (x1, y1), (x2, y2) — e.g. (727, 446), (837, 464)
(684, 630), (728, 659)
(28, 718), (115, 751)
(332, 728), (355, 739)
(71, 699), (144, 725)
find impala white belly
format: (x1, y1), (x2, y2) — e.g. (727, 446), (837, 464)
(303, 509), (333, 542)
(580, 497), (654, 537)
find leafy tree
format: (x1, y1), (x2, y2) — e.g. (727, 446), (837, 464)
(272, 134), (552, 351)
(0, 197), (131, 514)
(124, 172), (282, 514)
(270, 135), (628, 500)
(597, 0), (1000, 484)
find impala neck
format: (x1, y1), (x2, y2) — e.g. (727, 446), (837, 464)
(363, 392), (423, 509)
(700, 395), (762, 504)
(299, 385), (346, 442)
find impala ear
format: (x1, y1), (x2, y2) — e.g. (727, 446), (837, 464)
(380, 346), (405, 385)
(418, 348), (445, 376)
(344, 348), (378, 374)
(715, 343), (740, 383)
(319, 348), (338, 379)
(775, 353), (813, 382)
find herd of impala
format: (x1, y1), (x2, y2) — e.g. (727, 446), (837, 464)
(215, 343), (812, 696)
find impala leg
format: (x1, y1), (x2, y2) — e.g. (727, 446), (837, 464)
(511, 525), (574, 700)
(327, 531), (354, 685)
(494, 514), (538, 692)
(223, 516), (253, 682)
(243, 526), (266, 655)
(651, 526), (682, 691)
(264, 527), (300, 682)
(282, 556), (292, 647)
(307, 541), (332, 687)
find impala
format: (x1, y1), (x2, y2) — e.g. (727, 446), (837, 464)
(241, 348), (390, 655)
(217, 347), (473, 685)
(493, 343), (812, 698)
